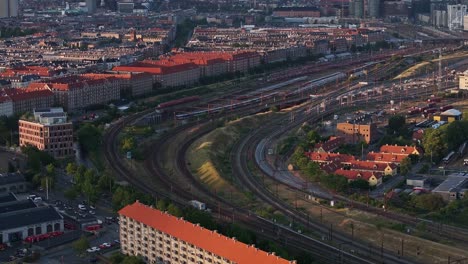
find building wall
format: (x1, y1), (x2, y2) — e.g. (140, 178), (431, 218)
(336, 123), (376, 144)
(0, 182), (27, 195)
(447, 5), (467, 30)
(12, 95), (54, 115)
(19, 120), (74, 158)
(459, 74), (468, 89)
(120, 215), (235, 264)
(1, 219), (63, 243)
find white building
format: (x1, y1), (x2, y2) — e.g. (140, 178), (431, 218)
(447, 4), (467, 30)
(464, 15), (468, 31)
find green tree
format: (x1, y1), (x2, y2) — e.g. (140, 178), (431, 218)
(412, 194), (446, 211)
(66, 162), (77, 175)
(306, 130), (321, 146)
(156, 199), (167, 211)
(77, 124), (102, 153)
(64, 188), (78, 201)
(422, 128), (447, 163)
(444, 121), (468, 150)
(388, 115), (406, 135)
(121, 136), (136, 152)
(122, 256), (145, 264)
(167, 203), (183, 217)
(400, 157), (412, 176)
(98, 171), (114, 192)
(109, 252), (125, 264)
(72, 236), (89, 254)
(349, 179), (370, 189)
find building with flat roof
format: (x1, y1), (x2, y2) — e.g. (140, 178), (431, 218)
(433, 109), (463, 123)
(19, 108), (74, 158)
(432, 174), (468, 201)
(119, 201), (295, 264)
(0, 196), (63, 243)
(336, 122), (377, 144)
(0, 173), (27, 195)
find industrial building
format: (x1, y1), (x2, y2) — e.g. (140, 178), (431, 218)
(0, 0), (18, 18)
(119, 201), (295, 264)
(433, 109), (463, 123)
(432, 173), (468, 201)
(19, 108), (74, 158)
(0, 193), (64, 243)
(0, 173), (27, 195)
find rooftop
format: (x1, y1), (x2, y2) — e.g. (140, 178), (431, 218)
(0, 199), (36, 214)
(432, 175), (468, 193)
(441, 109), (462, 116)
(0, 206), (63, 231)
(119, 201), (295, 264)
(0, 193), (17, 204)
(0, 173), (25, 186)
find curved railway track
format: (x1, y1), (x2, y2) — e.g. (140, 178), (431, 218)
(101, 50), (451, 263)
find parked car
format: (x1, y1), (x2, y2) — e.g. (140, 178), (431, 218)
(86, 247), (100, 253)
(99, 242), (112, 249)
(89, 210), (95, 215)
(78, 204), (86, 210)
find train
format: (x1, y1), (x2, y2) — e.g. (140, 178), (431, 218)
(175, 72), (346, 120)
(157, 96), (201, 110)
(443, 151), (456, 164)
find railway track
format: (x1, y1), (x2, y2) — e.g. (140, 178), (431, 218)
(101, 48), (453, 263)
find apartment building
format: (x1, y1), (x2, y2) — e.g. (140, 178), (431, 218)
(19, 108), (74, 158)
(26, 75), (120, 111)
(82, 73), (153, 97)
(336, 122), (377, 144)
(3, 89), (54, 115)
(113, 60), (201, 88)
(119, 201), (295, 264)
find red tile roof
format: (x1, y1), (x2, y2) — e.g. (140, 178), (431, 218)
(334, 169), (382, 181)
(3, 88), (53, 102)
(366, 152), (407, 163)
(349, 160), (397, 172)
(379, 144), (421, 155)
(306, 151), (356, 163)
(314, 136), (344, 152)
(119, 202), (294, 264)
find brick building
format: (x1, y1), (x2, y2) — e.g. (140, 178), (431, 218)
(19, 108), (74, 158)
(119, 201), (295, 264)
(336, 122), (377, 144)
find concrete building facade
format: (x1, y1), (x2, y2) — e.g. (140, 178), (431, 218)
(119, 201), (295, 264)
(447, 4), (467, 30)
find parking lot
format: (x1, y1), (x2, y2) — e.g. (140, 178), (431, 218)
(0, 167), (120, 263)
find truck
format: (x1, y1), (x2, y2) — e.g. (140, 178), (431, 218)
(189, 200), (206, 211)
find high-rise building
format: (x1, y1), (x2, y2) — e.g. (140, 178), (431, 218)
(0, 0), (18, 18)
(19, 108), (74, 158)
(368, 0), (380, 18)
(86, 0), (97, 13)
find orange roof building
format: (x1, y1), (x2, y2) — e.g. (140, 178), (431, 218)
(366, 152), (407, 164)
(119, 201), (295, 264)
(334, 169), (382, 186)
(379, 144), (422, 156)
(306, 151), (356, 164)
(314, 136), (344, 153)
